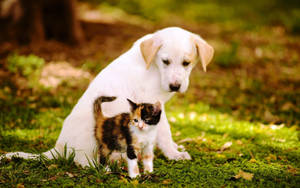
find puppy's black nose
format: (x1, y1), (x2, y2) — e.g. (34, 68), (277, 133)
(169, 83), (181, 92)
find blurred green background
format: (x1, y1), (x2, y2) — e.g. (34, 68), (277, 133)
(84, 0), (300, 33)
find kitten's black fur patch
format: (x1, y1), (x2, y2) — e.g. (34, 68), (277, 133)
(141, 104), (162, 125)
(102, 118), (122, 151)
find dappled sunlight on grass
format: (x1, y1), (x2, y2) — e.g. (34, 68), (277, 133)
(165, 98), (299, 183)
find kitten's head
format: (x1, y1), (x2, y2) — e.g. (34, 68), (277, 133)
(127, 99), (162, 130)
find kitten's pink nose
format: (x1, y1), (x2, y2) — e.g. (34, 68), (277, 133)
(138, 122), (145, 130)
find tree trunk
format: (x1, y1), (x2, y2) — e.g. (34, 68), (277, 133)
(0, 0), (84, 45)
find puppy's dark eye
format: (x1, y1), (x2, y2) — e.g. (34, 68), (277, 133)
(182, 61), (190, 67)
(133, 119), (138, 123)
(162, 59), (170, 65)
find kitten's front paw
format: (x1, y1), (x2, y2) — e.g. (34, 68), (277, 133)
(129, 172), (140, 178)
(144, 168), (153, 173)
(144, 164), (153, 173)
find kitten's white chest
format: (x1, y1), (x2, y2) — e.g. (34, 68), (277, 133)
(130, 126), (157, 148)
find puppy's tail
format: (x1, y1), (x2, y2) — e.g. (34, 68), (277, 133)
(93, 96), (117, 119)
(0, 148), (60, 161)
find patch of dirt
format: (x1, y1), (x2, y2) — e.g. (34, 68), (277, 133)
(0, 20), (152, 67)
(39, 61), (92, 88)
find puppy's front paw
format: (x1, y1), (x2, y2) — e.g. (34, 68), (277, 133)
(173, 143), (186, 151)
(167, 151), (191, 161)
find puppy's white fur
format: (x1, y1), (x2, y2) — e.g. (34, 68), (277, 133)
(1, 27), (214, 166)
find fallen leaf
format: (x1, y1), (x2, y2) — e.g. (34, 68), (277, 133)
(16, 183), (25, 188)
(278, 156), (287, 162)
(47, 164), (58, 170)
(178, 133), (206, 144)
(96, 179), (102, 183)
(234, 170), (254, 181)
(178, 138), (193, 143)
(236, 140), (243, 145)
(49, 176), (57, 181)
(264, 110), (277, 122)
(265, 154), (277, 162)
(287, 165), (298, 175)
(162, 179), (171, 184)
(66, 172), (74, 178)
(281, 102), (294, 111)
(218, 141), (232, 153)
(249, 159), (256, 163)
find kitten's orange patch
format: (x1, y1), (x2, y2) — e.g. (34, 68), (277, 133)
(142, 154), (153, 160)
(100, 144), (110, 156)
(132, 135), (138, 145)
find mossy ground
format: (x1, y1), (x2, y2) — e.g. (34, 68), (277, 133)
(1, 0), (300, 187)
(0, 83), (299, 187)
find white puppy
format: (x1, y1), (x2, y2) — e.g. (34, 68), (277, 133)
(2, 27), (214, 167)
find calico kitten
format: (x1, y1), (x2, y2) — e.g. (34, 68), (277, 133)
(93, 96), (161, 178)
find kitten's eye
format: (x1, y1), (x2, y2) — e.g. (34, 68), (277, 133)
(133, 119), (138, 123)
(182, 61), (190, 67)
(162, 59), (170, 65)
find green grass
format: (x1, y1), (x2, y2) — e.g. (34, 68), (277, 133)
(0, 78), (299, 187)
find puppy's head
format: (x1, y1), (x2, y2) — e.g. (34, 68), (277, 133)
(140, 27), (214, 93)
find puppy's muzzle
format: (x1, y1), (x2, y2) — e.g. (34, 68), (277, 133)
(169, 83), (181, 92)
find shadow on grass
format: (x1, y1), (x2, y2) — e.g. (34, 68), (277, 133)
(0, 134), (55, 153)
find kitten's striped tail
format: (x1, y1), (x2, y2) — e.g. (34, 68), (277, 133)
(93, 96), (117, 117)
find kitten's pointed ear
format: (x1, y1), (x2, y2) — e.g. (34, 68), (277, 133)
(153, 101), (161, 113)
(127, 99), (137, 111)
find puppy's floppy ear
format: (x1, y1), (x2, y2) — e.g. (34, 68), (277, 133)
(191, 34), (214, 72)
(140, 37), (162, 69)
(127, 98), (137, 111)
